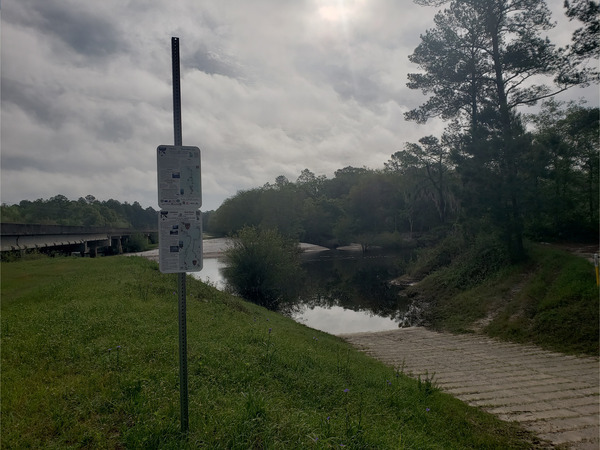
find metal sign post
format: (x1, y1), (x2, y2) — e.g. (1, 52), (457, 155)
(157, 36), (202, 435)
(172, 36), (188, 434)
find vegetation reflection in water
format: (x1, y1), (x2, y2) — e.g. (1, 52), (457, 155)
(194, 248), (414, 334)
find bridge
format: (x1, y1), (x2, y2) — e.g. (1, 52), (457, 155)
(0, 223), (157, 256)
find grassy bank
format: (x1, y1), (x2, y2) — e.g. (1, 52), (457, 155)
(1, 256), (543, 448)
(407, 242), (599, 356)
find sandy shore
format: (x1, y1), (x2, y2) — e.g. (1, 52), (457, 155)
(130, 238), (330, 262)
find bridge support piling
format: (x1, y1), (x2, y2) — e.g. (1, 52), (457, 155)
(111, 236), (123, 254)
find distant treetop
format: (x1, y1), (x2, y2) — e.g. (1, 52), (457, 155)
(1, 195), (157, 229)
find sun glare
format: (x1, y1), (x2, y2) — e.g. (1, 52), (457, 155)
(317, 0), (366, 23)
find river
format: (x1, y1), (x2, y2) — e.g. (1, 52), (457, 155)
(132, 240), (413, 334)
(190, 241), (413, 334)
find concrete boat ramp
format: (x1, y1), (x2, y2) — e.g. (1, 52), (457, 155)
(342, 327), (599, 449)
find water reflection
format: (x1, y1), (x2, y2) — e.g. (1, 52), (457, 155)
(193, 257), (227, 290)
(293, 305), (398, 335)
(292, 250), (412, 333)
(192, 248), (413, 334)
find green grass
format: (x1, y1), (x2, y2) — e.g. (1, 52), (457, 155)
(485, 244), (599, 355)
(410, 243), (599, 356)
(2, 256), (545, 448)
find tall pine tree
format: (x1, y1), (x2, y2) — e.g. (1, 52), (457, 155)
(407, 0), (573, 259)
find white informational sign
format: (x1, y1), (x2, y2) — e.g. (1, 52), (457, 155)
(158, 209), (203, 273)
(157, 145), (202, 208)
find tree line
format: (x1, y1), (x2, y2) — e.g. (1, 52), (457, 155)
(1, 195), (158, 230)
(403, 0), (598, 260)
(209, 0), (599, 261)
(208, 101), (598, 250)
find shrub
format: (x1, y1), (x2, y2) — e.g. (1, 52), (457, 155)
(122, 233), (149, 253)
(222, 226), (303, 310)
(409, 228), (511, 289)
(449, 233), (511, 289)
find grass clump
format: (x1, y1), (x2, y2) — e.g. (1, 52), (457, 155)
(2, 256), (545, 448)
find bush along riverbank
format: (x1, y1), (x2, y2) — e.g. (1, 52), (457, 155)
(402, 232), (599, 356)
(1, 255), (547, 448)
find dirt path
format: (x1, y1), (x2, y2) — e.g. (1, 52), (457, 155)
(341, 327), (599, 449)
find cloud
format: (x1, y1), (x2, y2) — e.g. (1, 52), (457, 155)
(1, 0), (597, 212)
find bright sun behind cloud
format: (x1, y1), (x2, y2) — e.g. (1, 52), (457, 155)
(316, 0), (366, 23)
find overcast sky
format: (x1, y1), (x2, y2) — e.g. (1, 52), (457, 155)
(2, 0), (598, 211)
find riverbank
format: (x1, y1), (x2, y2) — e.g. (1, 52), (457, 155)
(403, 242), (599, 356)
(1, 256), (546, 448)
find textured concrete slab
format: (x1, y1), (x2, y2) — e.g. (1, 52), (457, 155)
(342, 327), (599, 449)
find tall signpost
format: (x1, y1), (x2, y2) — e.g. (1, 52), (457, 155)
(156, 37), (203, 434)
